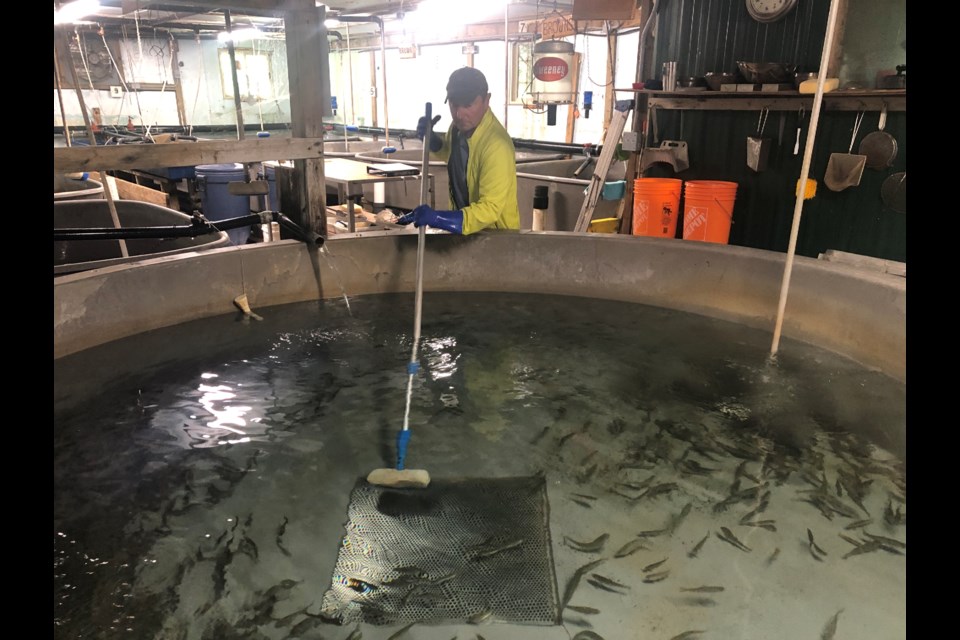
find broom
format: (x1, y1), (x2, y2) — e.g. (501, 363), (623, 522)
(366, 103), (436, 490)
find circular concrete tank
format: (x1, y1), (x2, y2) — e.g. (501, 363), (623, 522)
(54, 233), (905, 638)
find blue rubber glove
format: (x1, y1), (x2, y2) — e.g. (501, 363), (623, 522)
(398, 204), (464, 234)
(416, 115), (443, 152)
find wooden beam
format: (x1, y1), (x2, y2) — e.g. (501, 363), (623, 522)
(53, 137), (325, 172)
(110, 175), (170, 207)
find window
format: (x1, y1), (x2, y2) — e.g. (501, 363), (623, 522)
(511, 41), (534, 104)
(219, 49), (273, 100)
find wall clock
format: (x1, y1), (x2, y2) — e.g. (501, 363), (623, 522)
(746, 0), (798, 23)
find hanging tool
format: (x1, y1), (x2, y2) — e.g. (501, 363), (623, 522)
(367, 103), (435, 490)
(824, 110), (867, 191)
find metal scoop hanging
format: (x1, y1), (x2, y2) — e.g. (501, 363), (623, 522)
(746, 108), (772, 172)
(824, 110), (867, 191)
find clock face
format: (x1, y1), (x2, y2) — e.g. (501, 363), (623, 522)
(746, 0), (798, 23)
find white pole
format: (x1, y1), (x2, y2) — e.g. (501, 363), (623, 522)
(770, 0), (843, 356)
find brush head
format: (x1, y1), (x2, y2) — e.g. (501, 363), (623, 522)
(367, 468), (431, 489)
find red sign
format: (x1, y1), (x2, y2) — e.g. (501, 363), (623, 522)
(533, 56), (569, 82)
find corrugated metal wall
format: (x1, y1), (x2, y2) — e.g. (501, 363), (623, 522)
(647, 0), (906, 262)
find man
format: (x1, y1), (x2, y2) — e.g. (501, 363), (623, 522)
(399, 67), (519, 235)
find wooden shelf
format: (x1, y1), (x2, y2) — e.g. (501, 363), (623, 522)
(615, 88), (906, 112)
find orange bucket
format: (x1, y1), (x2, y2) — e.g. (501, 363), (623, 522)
(632, 178), (683, 238)
(682, 180), (738, 244)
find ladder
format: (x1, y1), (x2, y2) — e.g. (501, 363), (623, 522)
(574, 100), (633, 233)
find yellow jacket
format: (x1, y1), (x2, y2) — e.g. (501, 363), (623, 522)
(434, 108), (520, 234)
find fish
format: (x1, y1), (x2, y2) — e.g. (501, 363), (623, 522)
(642, 558), (668, 573)
(668, 502), (694, 533)
(636, 527), (669, 538)
(643, 482), (679, 499)
(530, 426), (550, 444)
(578, 463), (599, 483)
(687, 532), (710, 558)
(821, 608), (843, 640)
(275, 516), (292, 557)
(838, 533), (863, 548)
(590, 573), (630, 590)
(844, 518), (873, 530)
(613, 538), (649, 558)
(586, 577), (625, 594)
(717, 527), (751, 552)
(679, 459), (716, 476)
(742, 520), (777, 532)
(566, 604), (601, 615)
(563, 534), (609, 554)
(680, 586), (725, 593)
(808, 528), (828, 557)
(572, 632), (606, 640)
(642, 570), (670, 583)
(884, 499), (906, 526)
(570, 498), (594, 509)
(766, 547), (781, 565)
(471, 538), (524, 560)
(570, 493), (598, 501)
(386, 621), (416, 639)
(862, 531), (906, 550)
(467, 608), (492, 625)
(680, 597), (717, 607)
(842, 539), (884, 559)
(669, 632), (706, 640)
(562, 558), (605, 607)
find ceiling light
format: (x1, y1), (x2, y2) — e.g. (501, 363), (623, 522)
(54, 0), (100, 25)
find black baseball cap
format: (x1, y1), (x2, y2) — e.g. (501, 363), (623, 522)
(445, 67), (488, 105)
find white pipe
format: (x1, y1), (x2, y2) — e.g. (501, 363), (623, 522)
(770, 0), (843, 356)
(503, 3), (509, 130)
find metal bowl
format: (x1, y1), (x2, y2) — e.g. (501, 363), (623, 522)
(736, 62), (797, 84)
(704, 72), (738, 91)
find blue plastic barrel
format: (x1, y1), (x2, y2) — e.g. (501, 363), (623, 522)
(196, 163), (251, 245)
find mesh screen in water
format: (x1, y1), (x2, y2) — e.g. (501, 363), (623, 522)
(320, 475), (560, 626)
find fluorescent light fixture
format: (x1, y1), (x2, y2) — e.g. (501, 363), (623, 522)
(324, 18), (340, 28)
(54, 0), (100, 25)
(217, 27), (262, 43)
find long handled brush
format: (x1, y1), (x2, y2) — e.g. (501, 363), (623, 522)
(367, 103), (436, 490)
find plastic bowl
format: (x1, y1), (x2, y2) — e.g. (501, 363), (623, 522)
(736, 62), (797, 84)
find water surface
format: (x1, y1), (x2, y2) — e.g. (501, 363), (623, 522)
(53, 292), (906, 640)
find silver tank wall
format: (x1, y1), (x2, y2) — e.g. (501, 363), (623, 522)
(53, 232), (906, 384)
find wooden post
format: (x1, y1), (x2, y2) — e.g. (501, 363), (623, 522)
(284, 0), (329, 238)
(565, 53), (582, 144)
(170, 34), (188, 129)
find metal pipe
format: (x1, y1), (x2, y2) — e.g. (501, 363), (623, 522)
(770, 0), (843, 357)
(636, 0), (660, 86)
(54, 211), (323, 246)
(337, 15), (389, 146)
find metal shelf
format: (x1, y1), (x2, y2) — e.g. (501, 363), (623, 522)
(615, 88), (906, 112)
